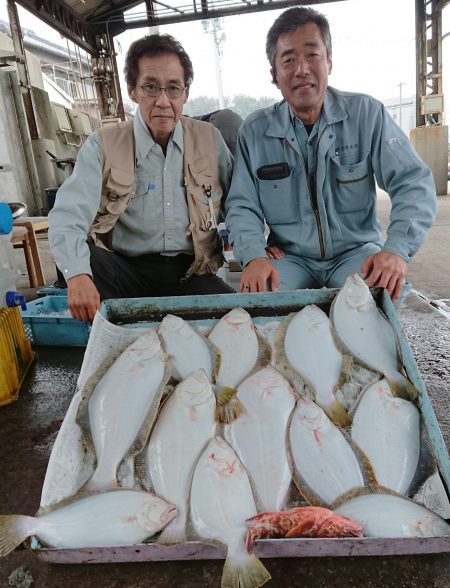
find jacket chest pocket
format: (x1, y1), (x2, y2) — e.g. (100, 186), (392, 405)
(103, 167), (135, 214)
(331, 154), (373, 213)
(257, 169), (300, 224)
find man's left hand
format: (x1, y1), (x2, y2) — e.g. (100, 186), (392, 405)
(361, 251), (407, 303)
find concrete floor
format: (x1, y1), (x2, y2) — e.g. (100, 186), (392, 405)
(1, 193), (449, 587)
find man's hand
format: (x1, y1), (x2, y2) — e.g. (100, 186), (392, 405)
(67, 274), (101, 322)
(265, 245), (285, 260)
(361, 251), (408, 303)
(240, 258), (279, 293)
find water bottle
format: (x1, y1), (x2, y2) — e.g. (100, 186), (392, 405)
(0, 202), (26, 309)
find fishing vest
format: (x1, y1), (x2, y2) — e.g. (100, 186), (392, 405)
(89, 116), (224, 278)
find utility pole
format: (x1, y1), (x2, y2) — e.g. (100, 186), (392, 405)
(398, 82), (405, 130)
(202, 18), (225, 109)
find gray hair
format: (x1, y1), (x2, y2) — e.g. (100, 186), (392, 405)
(266, 7), (332, 82)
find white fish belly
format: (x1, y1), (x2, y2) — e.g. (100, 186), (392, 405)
(335, 493), (450, 537)
(209, 310), (259, 389)
(159, 318), (213, 381)
(35, 491), (174, 548)
(226, 367), (295, 512)
(332, 284), (399, 376)
(190, 438), (258, 548)
(284, 305), (342, 408)
(351, 380), (420, 493)
(147, 392), (216, 531)
(289, 405), (365, 504)
(88, 348), (166, 480)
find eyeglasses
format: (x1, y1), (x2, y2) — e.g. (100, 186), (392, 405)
(138, 83), (186, 99)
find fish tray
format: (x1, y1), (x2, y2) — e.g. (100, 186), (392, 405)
(20, 296), (90, 347)
(32, 288), (450, 563)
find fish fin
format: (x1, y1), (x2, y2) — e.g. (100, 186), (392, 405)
(330, 484), (400, 510)
(320, 398), (351, 428)
(407, 419), (438, 498)
(255, 331), (272, 368)
(0, 515), (33, 557)
(222, 553), (271, 588)
(335, 353), (353, 389)
(386, 373), (419, 402)
(124, 362), (171, 461)
(215, 387), (243, 423)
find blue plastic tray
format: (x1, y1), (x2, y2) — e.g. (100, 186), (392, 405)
(20, 296), (90, 346)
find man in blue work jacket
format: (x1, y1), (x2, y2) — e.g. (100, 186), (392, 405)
(225, 6), (436, 303)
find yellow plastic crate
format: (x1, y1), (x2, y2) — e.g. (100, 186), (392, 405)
(0, 306), (35, 406)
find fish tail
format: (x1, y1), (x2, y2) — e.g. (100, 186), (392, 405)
(0, 515), (33, 557)
(222, 553), (271, 588)
(157, 519), (186, 545)
(215, 387), (243, 424)
(386, 373), (418, 401)
(81, 468), (119, 494)
(323, 399), (351, 428)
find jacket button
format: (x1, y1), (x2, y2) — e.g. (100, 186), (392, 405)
(329, 134), (333, 139)
(349, 168), (353, 173)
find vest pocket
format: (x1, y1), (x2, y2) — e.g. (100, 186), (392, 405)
(186, 164), (223, 230)
(103, 167), (135, 214)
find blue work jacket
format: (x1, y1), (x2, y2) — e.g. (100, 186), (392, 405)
(225, 87), (436, 269)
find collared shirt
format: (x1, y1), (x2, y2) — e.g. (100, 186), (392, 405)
(290, 109), (321, 178)
(48, 110), (233, 280)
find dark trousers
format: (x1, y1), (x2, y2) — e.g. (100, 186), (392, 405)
(88, 243), (235, 300)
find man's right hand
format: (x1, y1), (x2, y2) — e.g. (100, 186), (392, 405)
(67, 274), (101, 322)
(239, 258), (279, 293)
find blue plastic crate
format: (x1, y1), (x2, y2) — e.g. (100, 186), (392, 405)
(20, 296), (90, 346)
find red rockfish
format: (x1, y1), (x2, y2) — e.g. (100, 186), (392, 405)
(245, 505), (363, 552)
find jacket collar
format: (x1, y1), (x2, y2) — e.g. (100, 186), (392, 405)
(266, 87), (348, 138)
(134, 108), (183, 159)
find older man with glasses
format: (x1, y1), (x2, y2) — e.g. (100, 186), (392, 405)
(49, 34), (234, 322)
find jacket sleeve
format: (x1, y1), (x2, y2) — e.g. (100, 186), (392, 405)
(370, 104), (436, 261)
(224, 126), (269, 267)
(48, 132), (102, 280)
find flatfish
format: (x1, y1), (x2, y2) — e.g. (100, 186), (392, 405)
(79, 330), (169, 493)
(190, 436), (271, 588)
(282, 304), (349, 426)
(158, 314), (218, 382)
(351, 379), (420, 494)
(0, 489), (177, 556)
(225, 366), (296, 512)
(330, 273), (415, 397)
(144, 369), (217, 544)
(288, 398), (368, 506)
(334, 490), (450, 537)
(209, 307), (269, 422)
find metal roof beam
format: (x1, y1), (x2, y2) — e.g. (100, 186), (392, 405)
(90, 0), (346, 30)
(14, 0), (95, 53)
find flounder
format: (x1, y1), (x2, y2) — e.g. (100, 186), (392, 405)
(225, 366), (296, 512)
(331, 274), (416, 398)
(351, 379), (421, 494)
(288, 398), (369, 506)
(144, 369), (217, 544)
(190, 436), (271, 588)
(281, 304), (350, 426)
(79, 330), (169, 493)
(0, 489), (177, 556)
